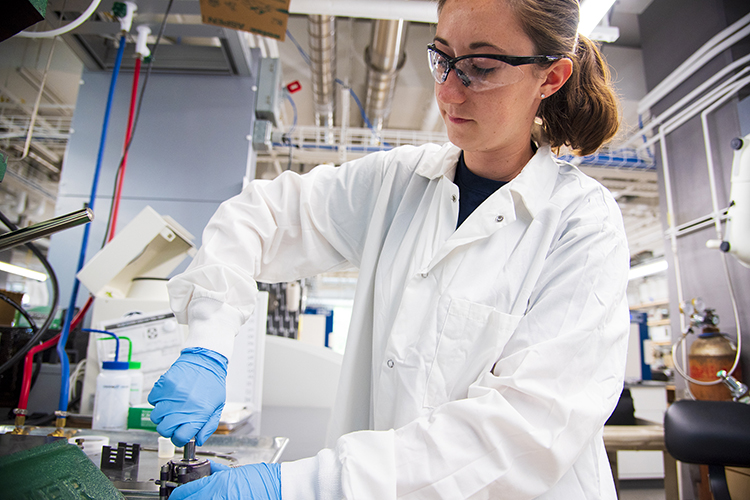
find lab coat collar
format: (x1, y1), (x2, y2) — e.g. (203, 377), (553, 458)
(416, 142), (560, 219)
(414, 142), (462, 180)
(505, 145), (559, 219)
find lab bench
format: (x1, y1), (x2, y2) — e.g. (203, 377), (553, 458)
(0, 426), (288, 499)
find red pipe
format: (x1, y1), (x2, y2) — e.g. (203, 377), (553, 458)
(108, 56), (142, 241)
(16, 294), (94, 410)
(18, 333), (60, 410)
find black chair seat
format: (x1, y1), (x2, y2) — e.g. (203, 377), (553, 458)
(664, 399), (750, 500)
(664, 400), (750, 467)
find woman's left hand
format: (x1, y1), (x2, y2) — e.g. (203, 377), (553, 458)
(168, 462), (281, 500)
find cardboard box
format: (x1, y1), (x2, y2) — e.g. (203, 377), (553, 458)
(199, 0), (290, 40)
(0, 290), (24, 326)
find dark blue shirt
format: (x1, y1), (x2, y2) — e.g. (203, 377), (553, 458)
(454, 152), (507, 228)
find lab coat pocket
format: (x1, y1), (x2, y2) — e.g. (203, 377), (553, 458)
(424, 299), (522, 409)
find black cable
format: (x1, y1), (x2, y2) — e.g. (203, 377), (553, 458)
(0, 209), (60, 376)
(101, 0), (176, 247)
(24, 411), (56, 426)
(29, 351), (43, 394)
(68, 389), (82, 414)
(0, 293), (39, 332)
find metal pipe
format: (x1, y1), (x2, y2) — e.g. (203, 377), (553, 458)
(638, 12), (750, 114)
(0, 208), (94, 251)
(290, 0), (437, 23)
(20, 39), (57, 161)
(364, 19), (409, 134)
(308, 15), (337, 137)
(621, 54), (750, 149)
(637, 68), (750, 153)
(184, 439), (197, 461)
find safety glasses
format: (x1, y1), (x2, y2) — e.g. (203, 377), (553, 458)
(427, 44), (562, 91)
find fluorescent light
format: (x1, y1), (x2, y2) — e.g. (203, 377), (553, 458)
(589, 25), (620, 43)
(628, 259), (668, 281)
(578, 0), (618, 37)
(0, 261), (47, 282)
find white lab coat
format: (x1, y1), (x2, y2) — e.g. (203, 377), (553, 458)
(168, 142), (630, 499)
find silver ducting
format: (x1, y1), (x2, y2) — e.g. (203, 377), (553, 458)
(364, 19), (409, 134)
(307, 15), (337, 132)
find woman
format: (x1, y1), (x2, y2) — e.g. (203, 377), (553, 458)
(149, 0), (630, 498)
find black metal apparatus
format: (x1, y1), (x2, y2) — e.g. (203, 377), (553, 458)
(100, 442), (141, 482)
(158, 439), (211, 499)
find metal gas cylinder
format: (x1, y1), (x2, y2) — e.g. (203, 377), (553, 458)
(689, 325), (742, 401)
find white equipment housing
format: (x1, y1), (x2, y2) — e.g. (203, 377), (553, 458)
(707, 132), (750, 267)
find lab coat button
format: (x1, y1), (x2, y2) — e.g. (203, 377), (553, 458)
(387, 359), (394, 368)
(495, 215), (504, 223)
(420, 272), (428, 278)
(451, 194), (457, 202)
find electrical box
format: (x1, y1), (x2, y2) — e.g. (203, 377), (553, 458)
(255, 58), (282, 127)
(252, 119), (274, 152)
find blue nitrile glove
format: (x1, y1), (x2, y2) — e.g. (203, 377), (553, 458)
(168, 461), (282, 500)
(148, 347), (228, 447)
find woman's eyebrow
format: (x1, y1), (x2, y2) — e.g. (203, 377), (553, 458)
(433, 36), (504, 53)
(433, 36), (449, 46)
(468, 41), (503, 52)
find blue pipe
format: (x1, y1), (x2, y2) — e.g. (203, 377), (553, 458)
(272, 142), (394, 153)
(284, 92), (297, 135)
(57, 34), (127, 413)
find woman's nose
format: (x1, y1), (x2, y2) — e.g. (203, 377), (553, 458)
(435, 69), (468, 104)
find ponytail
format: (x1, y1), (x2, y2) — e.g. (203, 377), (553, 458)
(537, 34), (620, 156)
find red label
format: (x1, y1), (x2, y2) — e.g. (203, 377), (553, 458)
(286, 81), (302, 93)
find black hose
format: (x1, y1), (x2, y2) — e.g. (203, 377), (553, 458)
(29, 351), (43, 394)
(0, 293), (39, 332)
(0, 210), (60, 375)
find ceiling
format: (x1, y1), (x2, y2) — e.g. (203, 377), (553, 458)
(0, 0), (663, 262)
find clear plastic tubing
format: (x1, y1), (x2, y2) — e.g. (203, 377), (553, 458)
(128, 361), (144, 406)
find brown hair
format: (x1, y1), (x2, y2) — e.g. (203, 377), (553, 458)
(437, 0), (620, 156)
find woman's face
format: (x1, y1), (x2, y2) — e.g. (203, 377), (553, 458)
(434, 0), (546, 156)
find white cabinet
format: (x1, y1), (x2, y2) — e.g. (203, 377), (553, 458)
(617, 384), (668, 480)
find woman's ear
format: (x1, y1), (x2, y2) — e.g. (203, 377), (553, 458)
(540, 58), (573, 98)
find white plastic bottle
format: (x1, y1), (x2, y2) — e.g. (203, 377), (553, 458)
(128, 361), (144, 406)
(92, 361), (131, 430)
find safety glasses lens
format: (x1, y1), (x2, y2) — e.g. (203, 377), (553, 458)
(428, 49), (449, 83)
(427, 47), (526, 91)
(455, 58), (525, 89)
